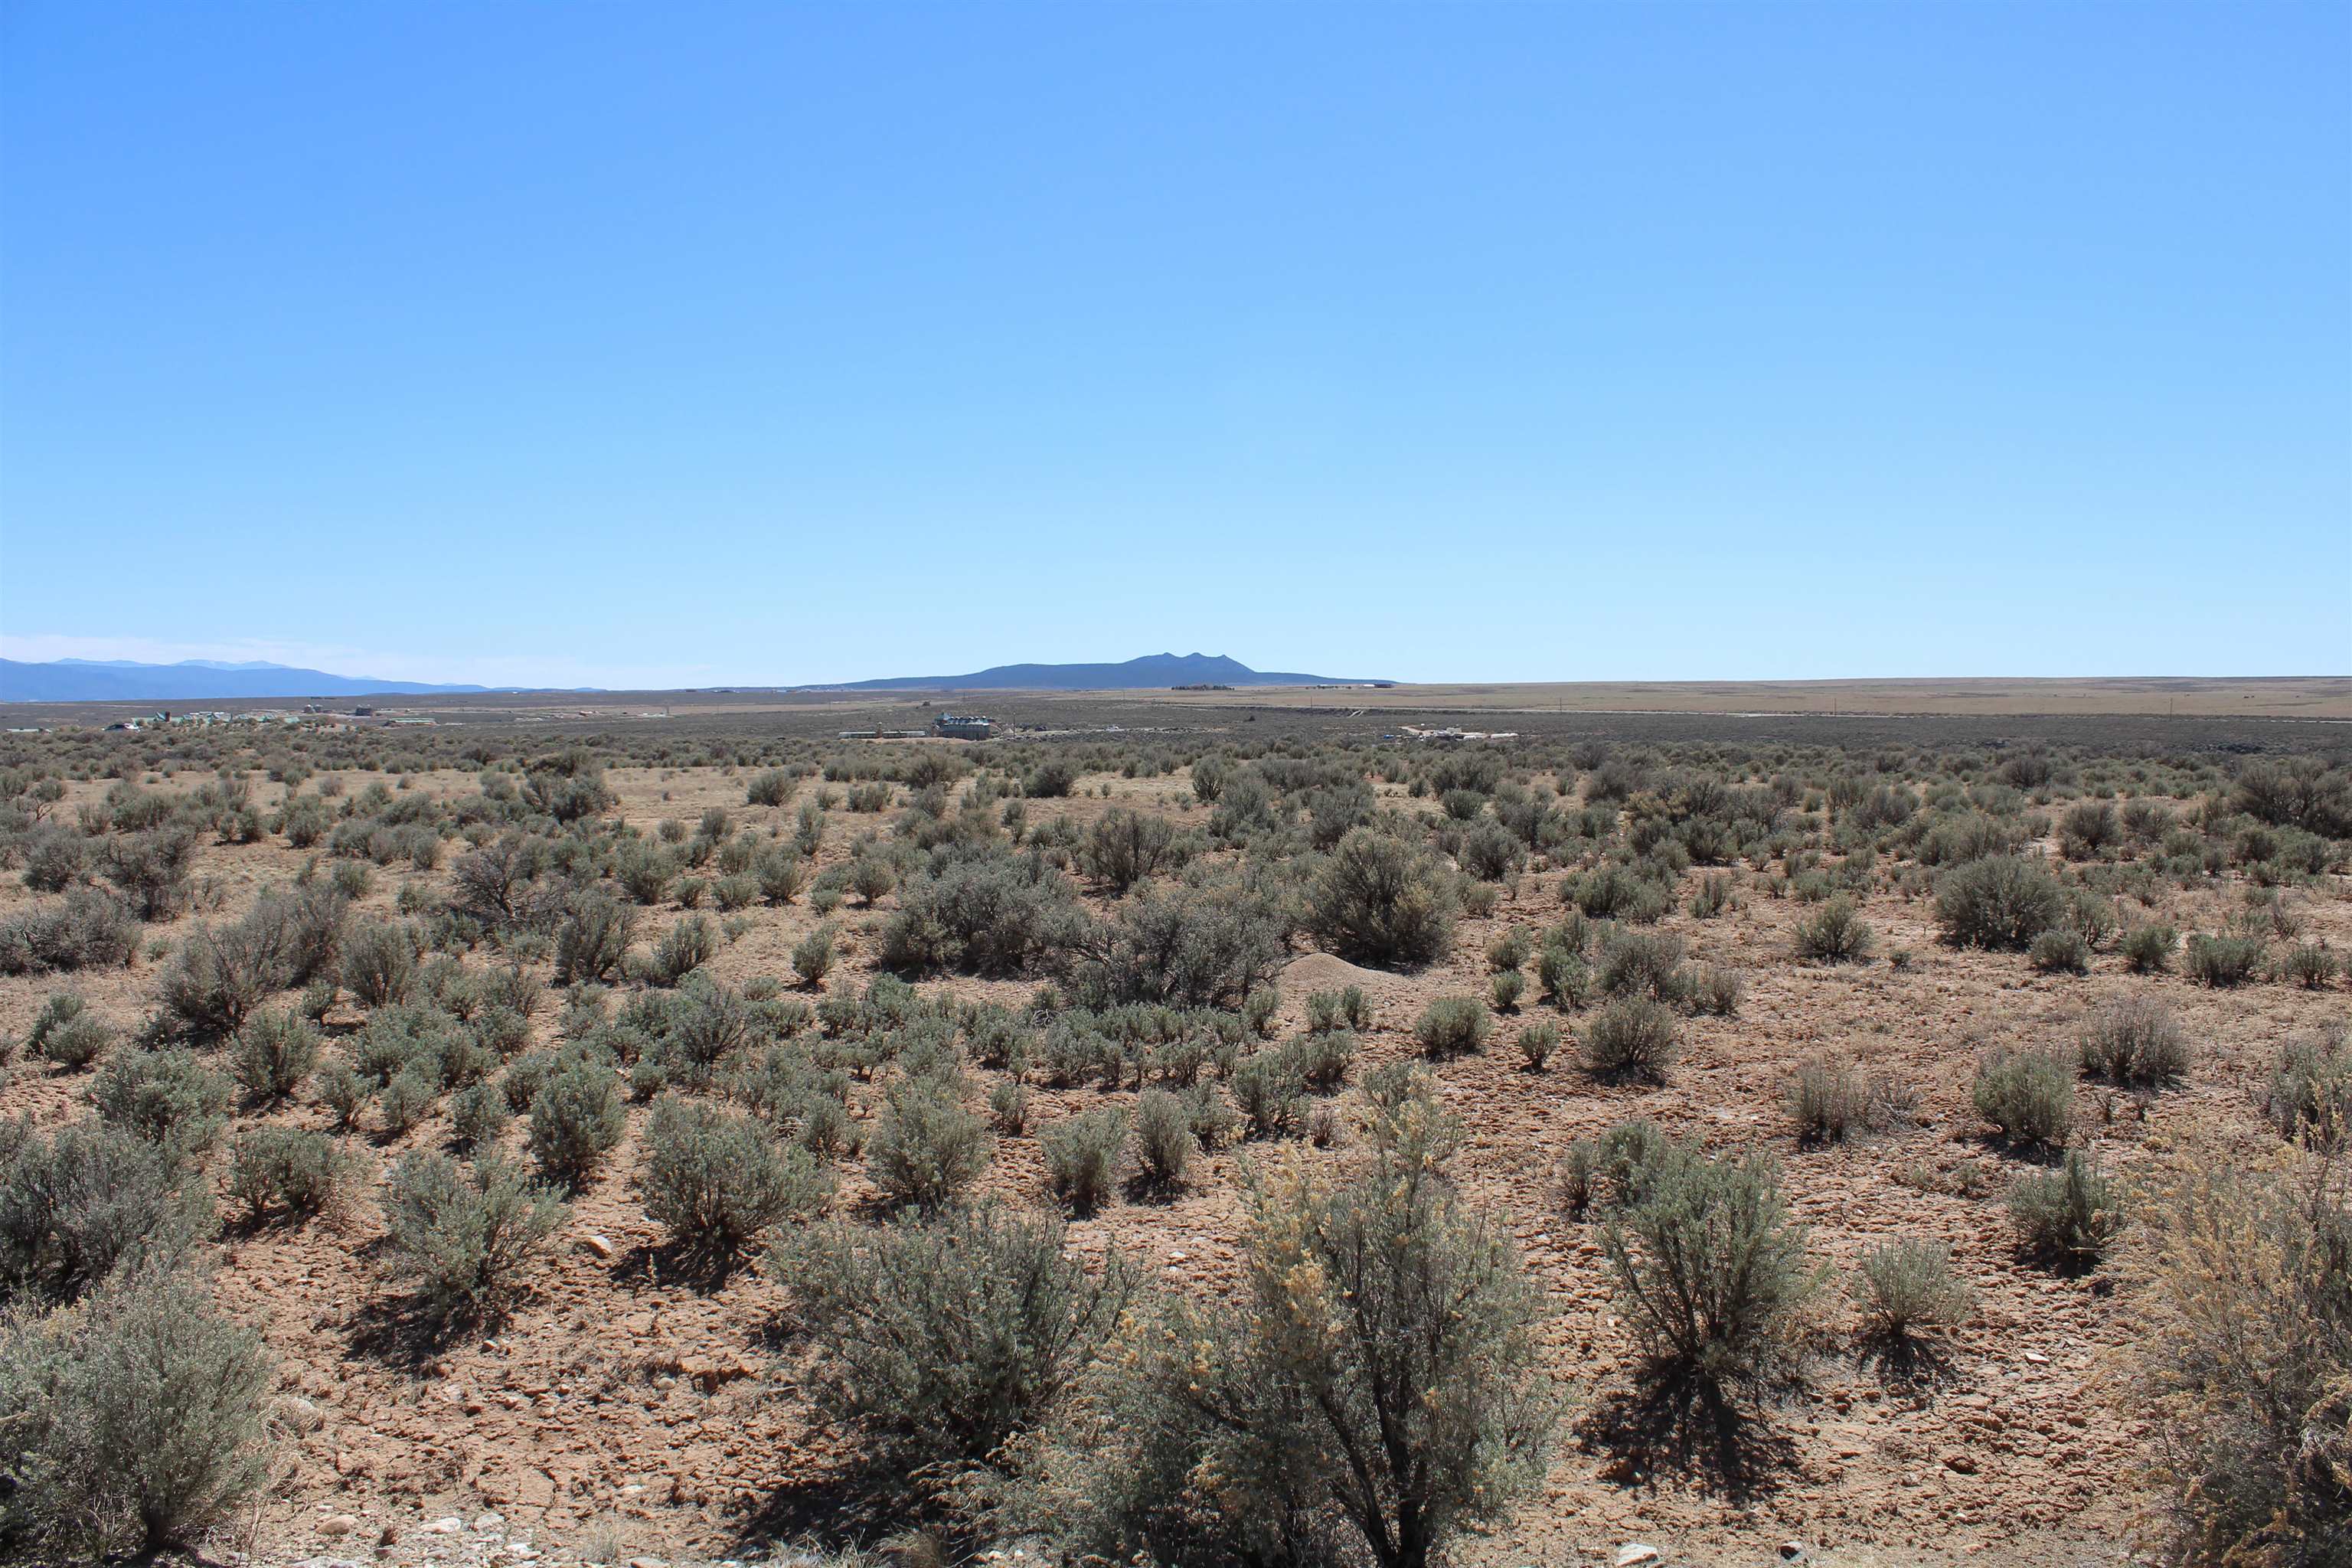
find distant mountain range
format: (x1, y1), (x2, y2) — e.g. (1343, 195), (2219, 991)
(0, 659), (490, 703)
(815, 652), (1386, 692)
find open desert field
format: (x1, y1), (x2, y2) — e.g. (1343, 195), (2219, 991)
(0, 713), (2345, 1568)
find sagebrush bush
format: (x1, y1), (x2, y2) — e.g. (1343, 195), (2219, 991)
(2262, 1030), (2352, 1148)
(0, 1121), (212, 1302)
(1935, 856), (2064, 950)
(1582, 998), (1679, 1082)
(1794, 896), (1875, 963)
(90, 1047), (230, 1155)
(227, 1125), (356, 1223)
(341, 919), (418, 1008)
(1307, 828), (1457, 966)
(2078, 996), (2190, 1087)
(867, 1075), (991, 1210)
(2281, 943), (2341, 991)
(0, 890), (139, 976)
(554, 893), (635, 985)
(1602, 1138), (1821, 1392)
(642, 1096), (831, 1263)
(1851, 1239), (1973, 1344)
(1516, 1020), (1560, 1071)
(27, 991), (111, 1070)
(1415, 995), (1491, 1058)
(1788, 1057), (1876, 1145)
(1229, 1048), (1305, 1138)
(2186, 932), (2264, 988)
(380, 1151), (566, 1330)
(0, 1262), (273, 1559)
(2128, 1148), (2352, 1567)
(526, 1061), (624, 1188)
(1132, 1088), (1193, 1191)
(642, 913), (717, 987)
(1971, 1047), (2073, 1148)
(230, 1008), (320, 1104)
(2121, 923), (2176, 973)
(1042, 1124), (1550, 1568)
(775, 1204), (1132, 1471)
(2028, 926), (2090, 975)
(2008, 1149), (2121, 1271)
(1043, 1106), (1129, 1214)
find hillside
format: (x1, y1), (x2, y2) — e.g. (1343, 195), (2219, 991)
(819, 651), (1383, 691)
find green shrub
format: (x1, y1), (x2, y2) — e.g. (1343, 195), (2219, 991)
(2185, 932), (2263, 988)
(1788, 1057), (1876, 1145)
(757, 848), (812, 906)
(642, 914), (717, 987)
(0, 890), (139, 976)
(1935, 857), (2065, 950)
(867, 1075), (991, 1210)
(341, 919), (418, 1008)
(554, 893), (635, 985)
(227, 1126), (356, 1223)
(1304, 985), (1374, 1032)
(1285, 1027), (1357, 1089)
(2120, 924), (2176, 973)
(1080, 809), (1183, 893)
(1582, 998), (1679, 1082)
(1489, 969), (1525, 1011)
(1516, 1020), (1560, 1071)
(1688, 963), (1743, 1017)
(0, 1122), (212, 1303)
(230, 1009), (320, 1104)
(2008, 1149), (2122, 1272)
(1535, 942), (1592, 1008)
(1852, 1239), (1974, 1343)
(526, 1062), (624, 1187)
(746, 768), (799, 808)
(880, 850), (1083, 975)
(1971, 1047), (2073, 1148)
(1230, 1048), (1305, 1139)
(1414, 995), (1491, 1057)
(790, 923), (838, 988)
(380, 1151), (565, 1330)
(1794, 896), (1875, 963)
(27, 992), (111, 1070)
(1043, 1107), (1129, 1214)
(774, 1204), (1132, 1470)
(1597, 928), (1690, 1003)
(2262, 1030), (2352, 1147)
(2127, 1148), (2352, 1566)
(0, 1263), (273, 1559)
(1602, 1138), (1821, 1392)
(1042, 1130), (1550, 1568)
(1306, 828), (1457, 966)
(642, 1096), (831, 1263)
(316, 1059), (371, 1130)
(378, 1066), (439, 1137)
(2029, 926), (2090, 974)
(90, 1048), (230, 1155)
(2282, 943), (2341, 990)
(2079, 996), (2191, 1087)
(1132, 1088), (1193, 1191)
(449, 1080), (511, 1153)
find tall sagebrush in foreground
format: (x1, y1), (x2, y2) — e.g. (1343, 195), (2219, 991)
(1038, 1080), (1554, 1568)
(2128, 1145), (2350, 1568)
(0, 1263), (273, 1560)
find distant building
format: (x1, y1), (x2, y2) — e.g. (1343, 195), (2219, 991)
(933, 713), (993, 740)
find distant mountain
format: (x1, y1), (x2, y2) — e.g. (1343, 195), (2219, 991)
(0, 658), (491, 703)
(819, 652), (1387, 692)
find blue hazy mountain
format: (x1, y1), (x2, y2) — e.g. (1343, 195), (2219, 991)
(1, 658), (491, 703)
(818, 652), (1386, 691)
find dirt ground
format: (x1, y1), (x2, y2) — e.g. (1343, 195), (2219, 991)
(1, 758), (2342, 1568)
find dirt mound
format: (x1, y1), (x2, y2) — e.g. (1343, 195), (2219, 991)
(1281, 951), (1401, 998)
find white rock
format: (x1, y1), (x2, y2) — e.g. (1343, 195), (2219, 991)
(472, 1513), (505, 1534)
(1616, 1547), (1661, 1568)
(318, 1515), (360, 1538)
(424, 1517), (463, 1535)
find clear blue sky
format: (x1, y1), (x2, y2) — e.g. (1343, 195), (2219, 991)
(3, 2), (2345, 688)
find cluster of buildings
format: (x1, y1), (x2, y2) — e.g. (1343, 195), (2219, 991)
(1391, 724), (1519, 745)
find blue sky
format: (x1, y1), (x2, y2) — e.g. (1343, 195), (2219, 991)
(2, 2), (2345, 688)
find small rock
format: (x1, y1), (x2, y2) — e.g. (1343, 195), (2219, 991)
(628, 1559), (668, 1568)
(424, 1517), (464, 1535)
(318, 1515), (359, 1539)
(278, 1394), (327, 1433)
(583, 1233), (619, 1260)
(473, 1513), (505, 1534)
(1616, 1547), (1661, 1568)
(1779, 1544), (1809, 1564)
